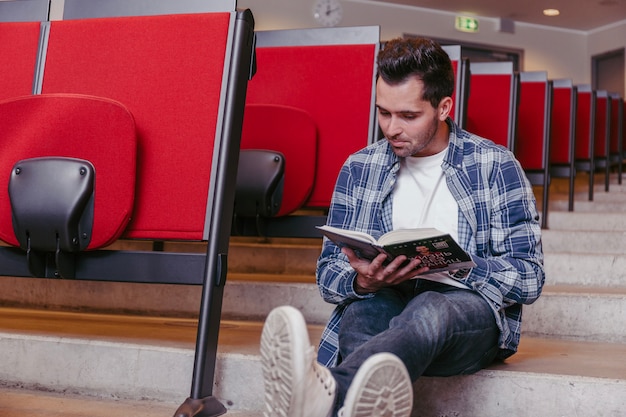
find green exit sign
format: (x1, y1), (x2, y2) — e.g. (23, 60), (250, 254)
(455, 16), (479, 33)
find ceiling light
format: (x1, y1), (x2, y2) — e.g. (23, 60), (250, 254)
(543, 9), (560, 16)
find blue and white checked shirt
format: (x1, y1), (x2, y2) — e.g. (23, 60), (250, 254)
(316, 118), (545, 367)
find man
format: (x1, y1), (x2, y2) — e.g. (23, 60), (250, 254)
(260, 36), (545, 417)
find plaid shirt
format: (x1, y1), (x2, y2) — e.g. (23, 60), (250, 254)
(316, 119), (545, 367)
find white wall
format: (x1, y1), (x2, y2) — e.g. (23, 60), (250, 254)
(239, 0), (626, 96)
(49, 0), (626, 96)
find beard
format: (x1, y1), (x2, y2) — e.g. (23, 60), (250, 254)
(385, 115), (440, 158)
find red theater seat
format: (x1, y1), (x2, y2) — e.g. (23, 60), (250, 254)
(240, 104), (318, 217)
(247, 26), (379, 210)
(0, 9), (256, 416)
(234, 26), (379, 238)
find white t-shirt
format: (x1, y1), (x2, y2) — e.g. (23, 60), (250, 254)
(392, 147), (468, 289)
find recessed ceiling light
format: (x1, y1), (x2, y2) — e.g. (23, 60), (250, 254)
(543, 8), (560, 16)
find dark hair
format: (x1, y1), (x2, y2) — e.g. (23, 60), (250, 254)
(377, 37), (455, 109)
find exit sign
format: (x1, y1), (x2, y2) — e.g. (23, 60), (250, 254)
(455, 16), (479, 33)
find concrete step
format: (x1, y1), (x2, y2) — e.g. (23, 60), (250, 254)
(542, 229), (626, 254)
(2, 276), (622, 342)
(544, 252), (626, 286)
(547, 210), (626, 231)
(523, 284), (626, 343)
(552, 188), (626, 204)
(0, 386), (246, 417)
(3, 240), (626, 338)
(224, 281), (626, 342)
(549, 198), (626, 212)
(579, 189), (626, 201)
(1, 307), (625, 417)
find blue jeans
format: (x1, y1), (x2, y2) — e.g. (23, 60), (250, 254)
(330, 280), (499, 409)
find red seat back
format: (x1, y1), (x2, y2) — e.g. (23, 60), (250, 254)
(621, 100), (626, 157)
(550, 80), (576, 165)
(41, 13), (233, 240)
(575, 85), (596, 160)
(515, 71), (551, 170)
(609, 93), (623, 155)
(594, 91), (610, 158)
(466, 62), (518, 149)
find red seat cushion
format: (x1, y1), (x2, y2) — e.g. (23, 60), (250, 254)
(241, 104), (317, 216)
(0, 94), (137, 249)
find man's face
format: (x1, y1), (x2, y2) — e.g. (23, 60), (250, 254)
(376, 76), (451, 158)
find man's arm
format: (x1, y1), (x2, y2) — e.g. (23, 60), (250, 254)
(461, 152), (545, 309)
(317, 162), (368, 305)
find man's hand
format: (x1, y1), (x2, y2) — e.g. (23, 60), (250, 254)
(341, 247), (429, 294)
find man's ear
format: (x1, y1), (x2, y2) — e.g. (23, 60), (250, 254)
(438, 97), (453, 121)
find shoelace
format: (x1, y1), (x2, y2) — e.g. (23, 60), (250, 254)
(307, 346), (335, 395)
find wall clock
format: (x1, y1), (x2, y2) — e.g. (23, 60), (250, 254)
(313, 0), (343, 27)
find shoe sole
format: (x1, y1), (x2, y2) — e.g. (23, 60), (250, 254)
(260, 305), (311, 417)
(341, 353), (413, 417)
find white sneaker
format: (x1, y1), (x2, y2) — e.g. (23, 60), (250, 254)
(338, 353), (413, 417)
(261, 305), (336, 417)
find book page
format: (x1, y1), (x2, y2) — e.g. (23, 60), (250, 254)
(316, 225), (378, 244)
(316, 225), (383, 259)
(378, 227), (445, 246)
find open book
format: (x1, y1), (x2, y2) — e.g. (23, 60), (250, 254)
(317, 225), (475, 274)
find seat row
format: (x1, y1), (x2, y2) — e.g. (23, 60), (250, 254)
(463, 63), (625, 227)
(234, 34), (625, 233)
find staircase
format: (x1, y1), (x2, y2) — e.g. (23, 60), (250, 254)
(0, 175), (625, 416)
